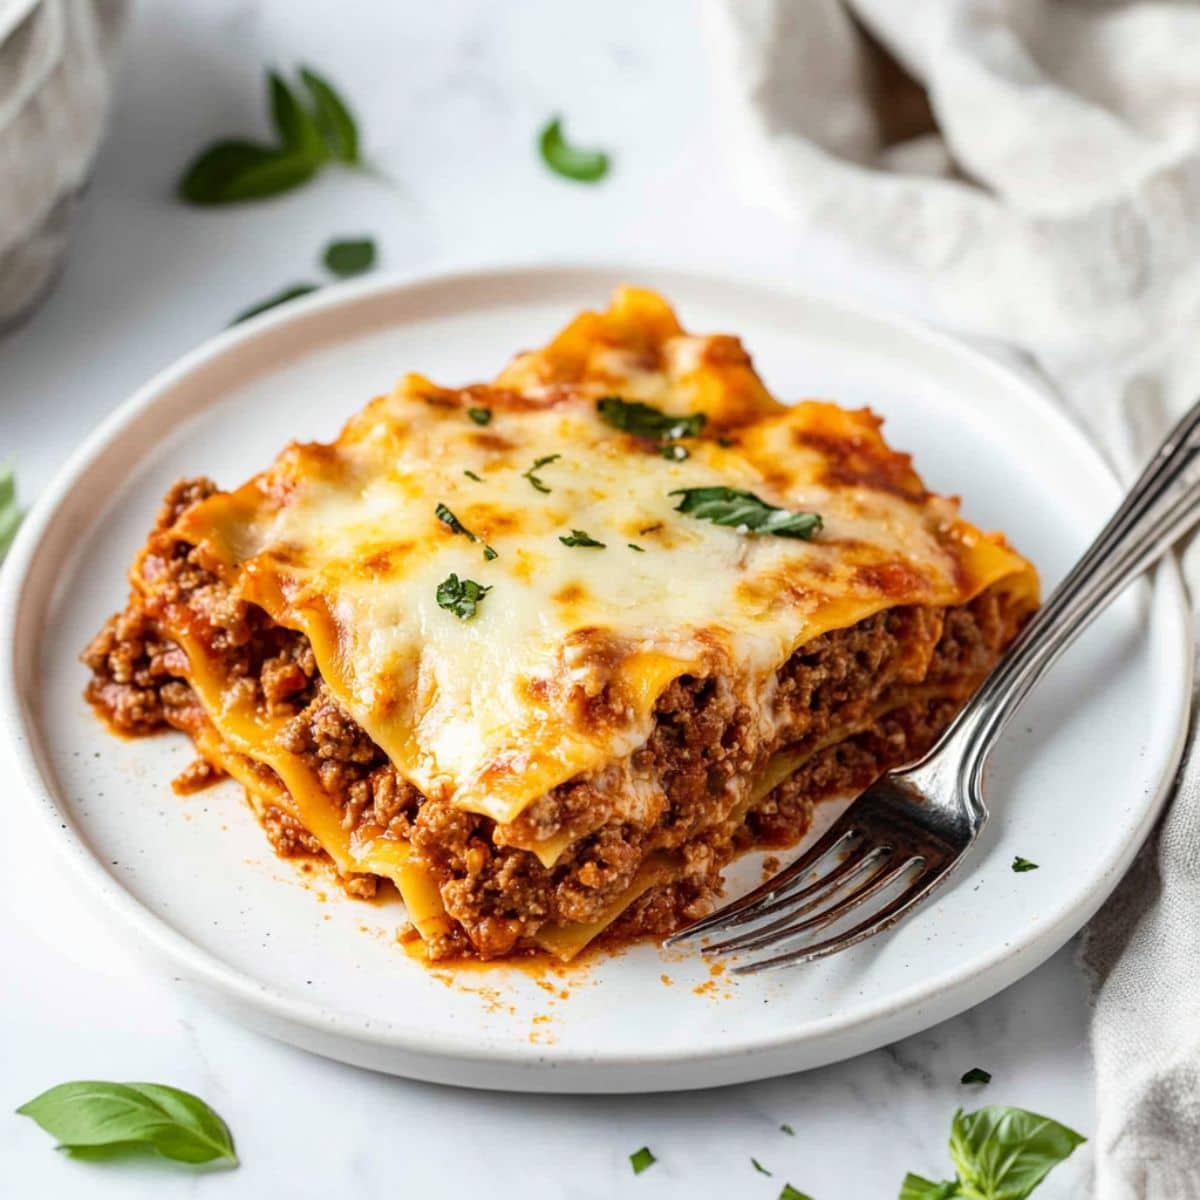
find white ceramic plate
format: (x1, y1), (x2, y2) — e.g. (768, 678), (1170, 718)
(1, 265), (1191, 1093)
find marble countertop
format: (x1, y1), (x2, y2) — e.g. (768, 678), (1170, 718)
(0, 2), (1094, 1196)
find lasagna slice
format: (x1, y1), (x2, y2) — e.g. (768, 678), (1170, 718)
(83, 287), (1039, 963)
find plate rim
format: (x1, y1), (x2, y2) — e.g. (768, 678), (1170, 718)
(2, 260), (1192, 1083)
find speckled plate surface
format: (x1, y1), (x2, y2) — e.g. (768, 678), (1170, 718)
(1, 265), (1190, 1092)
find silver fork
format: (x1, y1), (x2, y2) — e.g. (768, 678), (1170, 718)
(666, 396), (1200, 975)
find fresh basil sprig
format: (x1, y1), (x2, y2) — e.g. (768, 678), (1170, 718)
(0, 458), (22, 562)
(323, 237), (376, 277)
(436, 573), (491, 620)
(597, 396), (706, 441)
(16, 1081), (237, 1168)
(670, 486), (822, 540)
(900, 1105), (1085, 1199)
(179, 66), (360, 204)
(538, 116), (610, 182)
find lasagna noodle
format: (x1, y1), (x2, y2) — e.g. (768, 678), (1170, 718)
(100, 286), (1038, 962)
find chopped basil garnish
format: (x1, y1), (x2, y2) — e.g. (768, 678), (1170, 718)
(559, 529), (605, 548)
(436, 574), (491, 620)
(467, 407), (492, 426)
(16, 1081), (238, 1168)
(627, 543), (645, 552)
(463, 469), (483, 482)
(751, 1157), (773, 1176)
(780, 1123), (795, 1136)
(629, 1146), (656, 1175)
(901, 1105), (1085, 1200)
(435, 503), (496, 561)
(523, 454), (561, 494)
(662, 443), (689, 461)
(323, 237), (375, 277)
(538, 116), (610, 183)
(1012, 856), (1039, 873)
(597, 396), (706, 441)
(669, 487), (823, 540)
(961, 1068), (992, 1086)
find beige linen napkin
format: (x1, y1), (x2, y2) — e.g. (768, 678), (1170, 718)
(703, 2), (1200, 1196)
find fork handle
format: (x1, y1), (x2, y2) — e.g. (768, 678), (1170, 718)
(934, 395), (1200, 792)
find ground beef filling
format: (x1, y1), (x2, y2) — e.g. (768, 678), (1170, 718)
(83, 477), (1028, 960)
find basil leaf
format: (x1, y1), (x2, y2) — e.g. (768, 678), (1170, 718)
(323, 237), (376, 277)
(948, 1106), (1085, 1200)
(467, 407), (492, 426)
(538, 116), (610, 182)
(961, 1068), (992, 1086)
(597, 396), (706, 440)
(436, 573), (491, 620)
(436, 503), (496, 560)
(779, 1186), (815, 1200)
(270, 71), (326, 162)
(523, 454), (560, 494)
(231, 283), (320, 325)
(16, 1081), (237, 1168)
(629, 1146), (656, 1174)
(219, 153), (318, 203)
(300, 66), (360, 164)
(0, 458), (22, 562)
(670, 487), (823, 540)
(559, 529), (605, 548)
(752, 1157), (773, 1176)
(900, 1174), (961, 1200)
(1011, 856), (1039, 873)
(177, 140), (298, 204)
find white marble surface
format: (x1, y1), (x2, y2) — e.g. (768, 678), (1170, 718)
(0, 2), (1095, 1196)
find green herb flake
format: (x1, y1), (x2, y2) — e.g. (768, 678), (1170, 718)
(231, 283), (320, 325)
(629, 1146), (656, 1175)
(178, 66), (360, 205)
(597, 396), (706, 441)
(778, 1186), (814, 1200)
(752, 1157), (773, 1176)
(0, 459), (22, 561)
(16, 1081), (238, 1169)
(523, 454), (561, 494)
(559, 529), (606, 549)
(961, 1068), (992, 1086)
(463, 470), (483, 482)
(669, 486), (823, 540)
(627, 543), (645, 552)
(467, 407), (493, 426)
(436, 503), (496, 561)
(436, 574), (491, 621)
(323, 237), (376, 277)
(483, 545), (499, 561)
(1012, 856), (1039, 873)
(538, 116), (610, 183)
(780, 1123), (795, 1136)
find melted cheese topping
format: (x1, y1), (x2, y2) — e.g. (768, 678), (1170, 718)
(171, 287), (1037, 838)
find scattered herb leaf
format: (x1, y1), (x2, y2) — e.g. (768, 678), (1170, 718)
(467, 407), (493, 426)
(627, 543), (645, 552)
(629, 1146), (656, 1175)
(523, 454), (561, 494)
(436, 574), (491, 621)
(961, 1068), (992, 1086)
(752, 1157), (773, 1176)
(1012, 857), (1039, 873)
(560, 529), (605, 548)
(179, 66), (360, 204)
(670, 487), (823, 540)
(780, 1123), (795, 1136)
(538, 116), (610, 183)
(779, 1186), (814, 1200)
(435, 503), (496, 560)
(231, 283), (320, 325)
(299, 66), (360, 164)
(483, 545), (499, 561)
(638, 523), (663, 536)
(323, 237), (376, 277)
(662, 443), (689, 461)
(899, 1174), (960, 1200)
(597, 396), (706, 441)
(463, 470), (483, 482)
(16, 1081), (237, 1168)
(0, 459), (22, 561)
